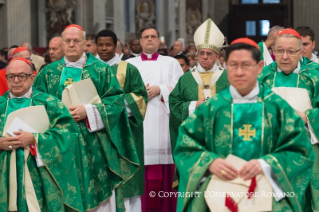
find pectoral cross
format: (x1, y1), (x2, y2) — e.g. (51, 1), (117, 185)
(64, 78), (75, 86)
(239, 124), (256, 141)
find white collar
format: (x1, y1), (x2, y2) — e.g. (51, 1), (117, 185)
(132, 52), (141, 57)
(144, 52), (155, 59)
(197, 63), (219, 73)
(311, 53), (318, 62)
(277, 61), (301, 74)
(10, 87), (32, 99)
(230, 82), (259, 103)
(30, 53), (33, 60)
(176, 51), (183, 55)
(95, 54), (100, 60)
(104, 53), (121, 66)
(64, 53), (87, 69)
(119, 53), (124, 60)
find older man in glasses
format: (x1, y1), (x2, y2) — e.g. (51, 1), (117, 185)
(169, 19), (229, 186)
(258, 28), (319, 211)
(34, 24), (140, 212)
(0, 57), (83, 212)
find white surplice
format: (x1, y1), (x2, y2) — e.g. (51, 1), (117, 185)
(127, 53), (183, 165)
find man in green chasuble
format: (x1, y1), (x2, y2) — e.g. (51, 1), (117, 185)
(0, 58), (83, 212)
(96, 29), (148, 212)
(258, 28), (319, 212)
(33, 24), (140, 212)
(169, 18), (229, 189)
(174, 38), (315, 212)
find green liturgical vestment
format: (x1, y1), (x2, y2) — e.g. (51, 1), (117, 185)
(111, 61), (148, 198)
(259, 57), (319, 211)
(169, 67), (229, 188)
(0, 89), (83, 212)
(33, 53), (140, 212)
(174, 84), (315, 212)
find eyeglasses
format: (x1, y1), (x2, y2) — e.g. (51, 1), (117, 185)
(198, 51), (215, 57)
(63, 39), (83, 45)
(227, 63), (258, 71)
(141, 35), (158, 40)
(275, 49), (301, 56)
(6, 73), (33, 82)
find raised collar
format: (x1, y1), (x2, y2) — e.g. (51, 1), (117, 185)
(230, 82), (259, 103)
(277, 61), (301, 74)
(64, 53), (87, 69)
(197, 63), (219, 73)
(141, 52), (159, 61)
(103, 53), (121, 66)
(10, 87), (32, 99)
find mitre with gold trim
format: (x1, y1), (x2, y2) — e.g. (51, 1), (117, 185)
(194, 18), (225, 53)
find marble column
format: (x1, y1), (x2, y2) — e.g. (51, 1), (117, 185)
(156, 0), (164, 38)
(113, 0), (126, 42)
(128, 0), (136, 33)
(167, 0), (176, 47)
(6, 0), (32, 46)
(75, 0), (84, 27)
(201, 0), (208, 22)
(178, 0), (187, 42)
(93, 0), (106, 34)
(38, 0), (47, 47)
(0, 1), (8, 47)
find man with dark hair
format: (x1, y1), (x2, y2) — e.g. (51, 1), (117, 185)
(96, 28), (148, 212)
(127, 27), (183, 212)
(295, 26), (318, 62)
(259, 28), (319, 211)
(84, 33), (98, 57)
(257, 25), (284, 66)
(174, 37), (315, 212)
(169, 19), (229, 180)
(129, 39), (142, 58)
(174, 54), (189, 73)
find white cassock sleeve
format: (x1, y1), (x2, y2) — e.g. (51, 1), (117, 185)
(188, 101), (197, 116)
(125, 100), (133, 117)
(35, 149), (44, 167)
(306, 122), (318, 145)
(158, 60), (184, 113)
(85, 104), (104, 132)
(258, 159), (284, 201)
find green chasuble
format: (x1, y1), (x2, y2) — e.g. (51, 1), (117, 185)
(0, 88), (83, 212)
(111, 61), (148, 198)
(257, 42), (264, 61)
(169, 68), (229, 189)
(258, 56), (319, 211)
(33, 53), (140, 212)
(174, 84), (315, 212)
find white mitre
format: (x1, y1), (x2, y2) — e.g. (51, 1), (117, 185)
(194, 18), (225, 53)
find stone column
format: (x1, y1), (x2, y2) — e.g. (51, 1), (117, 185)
(0, 1), (8, 47)
(167, 0), (176, 47)
(6, 0), (32, 46)
(201, 0), (208, 22)
(128, 0), (136, 33)
(93, 0), (106, 34)
(38, 0), (47, 47)
(113, 0), (126, 42)
(178, 0), (187, 41)
(75, 0), (84, 27)
(156, 0), (164, 37)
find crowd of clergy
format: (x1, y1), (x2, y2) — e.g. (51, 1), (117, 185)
(0, 17), (318, 212)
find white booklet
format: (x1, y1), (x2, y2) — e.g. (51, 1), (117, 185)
(3, 106), (50, 167)
(62, 78), (102, 108)
(272, 87), (312, 112)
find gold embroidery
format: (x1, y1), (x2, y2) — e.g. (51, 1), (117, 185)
(64, 78), (75, 86)
(116, 61), (128, 89)
(197, 72), (216, 100)
(130, 93), (147, 118)
(239, 124), (256, 141)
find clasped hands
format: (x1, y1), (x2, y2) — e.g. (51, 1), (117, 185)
(209, 158), (263, 181)
(0, 131), (34, 151)
(69, 105), (87, 122)
(146, 83), (161, 99)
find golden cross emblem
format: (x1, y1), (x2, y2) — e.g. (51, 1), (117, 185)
(64, 78), (75, 86)
(239, 124), (256, 141)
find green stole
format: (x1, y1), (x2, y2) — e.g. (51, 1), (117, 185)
(232, 103), (263, 160)
(5, 97), (32, 211)
(59, 66), (83, 94)
(274, 72), (299, 87)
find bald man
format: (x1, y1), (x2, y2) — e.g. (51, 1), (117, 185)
(21, 42), (45, 72)
(48, 36), (64, 62)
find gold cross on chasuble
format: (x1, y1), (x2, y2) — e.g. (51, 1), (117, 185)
(64, 78), (75, 86)
(239, 124), (256, 141)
